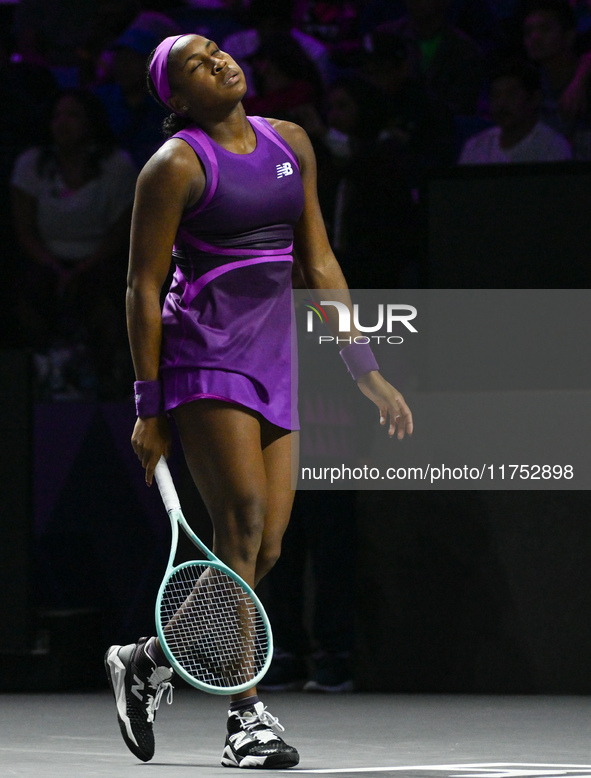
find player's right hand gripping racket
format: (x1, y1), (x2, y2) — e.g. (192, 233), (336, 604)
(154, 456), (273, 694)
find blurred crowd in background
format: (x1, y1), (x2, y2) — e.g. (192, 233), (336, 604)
(1, 0), (590, 400)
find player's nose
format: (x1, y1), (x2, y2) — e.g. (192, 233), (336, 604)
(213, 56), (227, 74)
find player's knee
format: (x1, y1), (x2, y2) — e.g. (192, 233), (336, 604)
(237, 493), (267, 540)
(215, 494), (267, 563)
(255, 540), (282, 582)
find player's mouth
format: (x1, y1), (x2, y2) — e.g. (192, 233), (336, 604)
(224, 69), (240, 85)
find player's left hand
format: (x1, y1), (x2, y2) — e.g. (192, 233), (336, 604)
(356, 371), (413, 439)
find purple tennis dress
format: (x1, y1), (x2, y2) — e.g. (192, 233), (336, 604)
(159, 116), (304, 430)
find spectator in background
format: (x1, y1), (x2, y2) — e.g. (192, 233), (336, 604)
(360, 28), (456, 176)
(12, 0), (98, 87)
(93, 21), (180, 168)
(459, 57), (571, 163)
(292, 0), (368, 69)
(294, 0), (360, 46)
(0, 28), (57, 347)
(357, 0), (505, 54)
(378, 0), (485, 116)
(171, 0), (245, 45)
(242, 32), (325, 119)
(294, 68), (420, 288)
(10, 89), (137, 398)
(223, 0), (332, 99)
(522, 0), (582, 129)
(93, 10), (183, 86)
(522, 0), (591, 155)
(448, 0), (506, 57)
(77, 0), (141, 86)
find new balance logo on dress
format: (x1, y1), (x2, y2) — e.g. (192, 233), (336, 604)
(276, 162), (293, 178)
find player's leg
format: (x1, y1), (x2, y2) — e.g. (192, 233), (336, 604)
(255, 421), (298, 584)
(173, 399), (272, 588)
(258, 504), (309, 691)
(106, 400), (299, 766)
(105, 400), (269, 764)
(214, 418), (299, 769)
(175, 401), (300, 769)
(226, 420), (298, 701)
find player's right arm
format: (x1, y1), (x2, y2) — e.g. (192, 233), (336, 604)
(127, 139), (204, 484)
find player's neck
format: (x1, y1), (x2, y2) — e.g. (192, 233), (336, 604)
(200, 105), (256, 154)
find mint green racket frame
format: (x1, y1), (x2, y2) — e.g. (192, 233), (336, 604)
(154, 456), (273, 694)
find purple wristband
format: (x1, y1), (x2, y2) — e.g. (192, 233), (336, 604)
(134, 380), (164, 418)
(339, 343), (379, 381)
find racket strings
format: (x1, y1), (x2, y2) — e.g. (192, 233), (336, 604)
(159, 563), (268, 689)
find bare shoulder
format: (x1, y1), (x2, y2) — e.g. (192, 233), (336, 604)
(264, 118), (314, 166)
(137, 137), (205, 207)
(139, 138), (200, 186)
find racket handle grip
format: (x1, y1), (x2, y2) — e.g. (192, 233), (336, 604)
(154, 456), (181, 512)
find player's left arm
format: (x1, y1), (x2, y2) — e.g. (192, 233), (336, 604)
(269, 119), (413, 439)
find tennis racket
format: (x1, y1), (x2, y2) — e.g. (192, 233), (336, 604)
(153, 456), (273, 694)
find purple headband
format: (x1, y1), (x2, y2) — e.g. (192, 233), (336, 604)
(149, 34), (189, 109)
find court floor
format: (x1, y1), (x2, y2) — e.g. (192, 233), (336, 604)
(0, 691), (589, 777)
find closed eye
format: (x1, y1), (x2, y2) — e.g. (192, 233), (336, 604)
(191, 50), (222, 72)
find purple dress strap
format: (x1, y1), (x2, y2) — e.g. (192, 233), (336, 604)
(249, 116), (300, 170)
(172, 128), (219, 217)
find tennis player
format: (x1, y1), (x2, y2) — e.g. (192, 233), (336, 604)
(104, 33), (412, 769)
